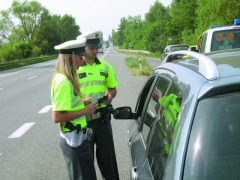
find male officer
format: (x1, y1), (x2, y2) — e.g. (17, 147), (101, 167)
(77, 31), (119, 180)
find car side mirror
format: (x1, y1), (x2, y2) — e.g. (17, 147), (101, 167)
(113, 106), (135, 119)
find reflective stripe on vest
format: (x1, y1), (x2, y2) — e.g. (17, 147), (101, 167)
(78, 59), (109, 108)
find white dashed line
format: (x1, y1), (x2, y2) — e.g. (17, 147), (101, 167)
(50, 69), (55, 72)
(8, 122), (36, 138)
(28, 76), (37, 80)
(0, 88), (3, 90)
(38, 105), (52, 113)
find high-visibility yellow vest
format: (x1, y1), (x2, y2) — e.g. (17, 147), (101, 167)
(51, 73), (87, 132)
(77, 58), (118, 108)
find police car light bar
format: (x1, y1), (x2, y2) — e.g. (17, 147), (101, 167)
(209, 19), (240, 29)
(234, 19), (240, 26)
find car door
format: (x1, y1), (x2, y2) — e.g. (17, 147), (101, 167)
(128, 75), (173, 180)
(128, 76), (158, 180)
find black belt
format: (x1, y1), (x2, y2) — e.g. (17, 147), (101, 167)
(64, 122), (86, 133)
(86, 106), (111, 121)
(86, 112), (101, 121)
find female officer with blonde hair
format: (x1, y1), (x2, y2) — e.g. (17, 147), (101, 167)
(51, 38), (97, 180)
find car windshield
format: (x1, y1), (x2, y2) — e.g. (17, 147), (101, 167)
(184, 91), (240, 180)
(211, 29), (240, 51)
(171, 46), (188, 52)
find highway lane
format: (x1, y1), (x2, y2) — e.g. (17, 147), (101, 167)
(146, 57), (162, 70)
(0, 45), (148, 179)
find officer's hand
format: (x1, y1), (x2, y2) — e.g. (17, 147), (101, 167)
(83, 97), (92, 105)
(85, 103), (97, 114)
(103, 93), (113, 105)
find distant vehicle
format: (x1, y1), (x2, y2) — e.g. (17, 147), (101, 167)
(197, 19), (240, 53)
(161, 44), (189, 61)
(105, 41), (110, 48)
(98, 44), (104, 54)
(188, 45), (198, 52)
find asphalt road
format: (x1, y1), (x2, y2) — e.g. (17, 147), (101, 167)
(0, 45), (154, 180)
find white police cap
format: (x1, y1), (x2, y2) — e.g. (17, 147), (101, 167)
(54, 38), (89, 56)
(76, 31), (103, 48)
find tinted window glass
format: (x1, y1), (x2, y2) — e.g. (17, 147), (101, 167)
(171, 46), (188, 52)
(211, 29), (240, 51)
(135, 77), (155, 124)
(141, 77), (169, 144)
(184, 92), (240, 180)
(146, 78), (183, 179)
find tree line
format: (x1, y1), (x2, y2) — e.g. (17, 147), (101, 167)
(1, 0), (239, 63)
(112, 0), (240, 53)
(0, 0), (100, 63)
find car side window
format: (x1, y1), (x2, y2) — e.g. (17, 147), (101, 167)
(147, 80), (183, 179)
(140, 77), (170, 145)
(135, 77), (157, 124)
(164, 48), (169, 53)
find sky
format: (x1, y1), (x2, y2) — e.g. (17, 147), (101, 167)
(1, 0), (172, 40)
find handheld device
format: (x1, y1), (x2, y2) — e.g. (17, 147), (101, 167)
(97, 96), (108, 104)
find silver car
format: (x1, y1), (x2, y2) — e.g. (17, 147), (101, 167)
(114, 49), (240, 180)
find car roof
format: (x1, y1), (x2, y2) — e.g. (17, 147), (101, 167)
(205, 49), (240, 77)
(184, 49), (240, 78)
(160, 49), (240, 79)
(203, 25), (240, 34)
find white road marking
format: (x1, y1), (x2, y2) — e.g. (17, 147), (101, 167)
(28, 76), (37, 80)
(101, 48), (110, 60)
(8, 122), (36, 138)
(50, 69), (55, 72)
(38, 105), (52, 113)
(0, 88), (3, 90)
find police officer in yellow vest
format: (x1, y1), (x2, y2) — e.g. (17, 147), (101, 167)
(158, 94), (181, 156)
(77, 31), (119, 180)
(52, 38), (98, 180)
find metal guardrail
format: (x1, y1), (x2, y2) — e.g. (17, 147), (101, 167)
(0, 55), (57, 68)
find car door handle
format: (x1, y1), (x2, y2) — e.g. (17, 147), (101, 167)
(128, 137), (132, 147)
(131, 166), (138, 180)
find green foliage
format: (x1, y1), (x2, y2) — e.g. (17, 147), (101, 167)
(112, 0), (240, 54)
(14, 41), (32, 59)
(33, 13), (65, 55)
(9, 0), (46, 42)
(1, 0), (240, 63)
(0, 0), (81, 62)
(125, 56), (153, 76)
(195, 0), (240, 35)
(0, 42), (20, 63)
(61, 14), (80, 41)
(112, 0), (171, 52)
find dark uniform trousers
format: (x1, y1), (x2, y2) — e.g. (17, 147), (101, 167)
(59, 136), (97, 180)
(88, 118), (120, 180)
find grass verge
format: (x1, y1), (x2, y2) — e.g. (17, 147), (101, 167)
(125, 56), (153, 76)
